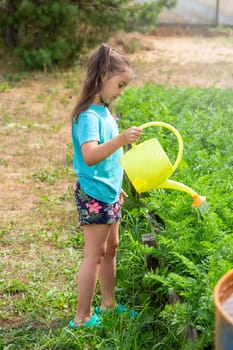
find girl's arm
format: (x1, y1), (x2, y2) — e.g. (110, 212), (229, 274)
(81, 126), (142, 166)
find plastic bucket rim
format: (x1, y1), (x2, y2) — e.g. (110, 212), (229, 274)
(214, 269), (233, 326)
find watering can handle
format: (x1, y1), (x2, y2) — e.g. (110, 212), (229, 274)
(135, 121), (184, 172)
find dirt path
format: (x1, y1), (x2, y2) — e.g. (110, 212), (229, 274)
(1, 27), (233, 230)
(111, 27), (233, 88)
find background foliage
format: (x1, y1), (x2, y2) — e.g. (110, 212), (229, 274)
(0, 0), (176, 69)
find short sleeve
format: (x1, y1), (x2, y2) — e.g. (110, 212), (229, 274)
(77, 112), (100, 145)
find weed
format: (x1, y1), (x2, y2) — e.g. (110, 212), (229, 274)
(32, 166), (74, 185)
(0, 82), (10, 92)
(123, 37), (142, 54)
(65, 79), (75, 89)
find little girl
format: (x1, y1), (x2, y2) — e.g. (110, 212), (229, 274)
(69, 43), (142, 329)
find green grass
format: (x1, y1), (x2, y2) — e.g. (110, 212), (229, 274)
(1, 82), (233, 349)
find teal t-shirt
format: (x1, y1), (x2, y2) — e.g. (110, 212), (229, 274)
(72, 104), (123, 203)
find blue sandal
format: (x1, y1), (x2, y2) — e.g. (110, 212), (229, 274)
(95, 304), (139, 319)
(69, 313), (102, 329)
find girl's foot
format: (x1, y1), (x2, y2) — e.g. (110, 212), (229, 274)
(95, 304), (139, 319)
(69, 313), (102, 329)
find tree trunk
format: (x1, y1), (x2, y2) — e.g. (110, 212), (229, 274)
(4, 0), (20, 48)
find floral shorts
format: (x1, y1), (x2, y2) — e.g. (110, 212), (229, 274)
(74, 182), (122, 226)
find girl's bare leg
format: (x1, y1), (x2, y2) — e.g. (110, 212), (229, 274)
(98, 221), (119, 309)
(74, 224), (111, 325)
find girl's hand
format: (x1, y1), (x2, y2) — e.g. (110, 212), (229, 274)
(120, 189), (128, 204)
(121, 127), (143, 144)
(81, 127), (142, 166)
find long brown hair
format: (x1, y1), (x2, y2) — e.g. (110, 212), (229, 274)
(72, 43), (133, 121)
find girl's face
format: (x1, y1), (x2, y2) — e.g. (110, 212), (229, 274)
(99, 70), (132, 105)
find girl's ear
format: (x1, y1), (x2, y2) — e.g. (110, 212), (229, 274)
(104, 72), (113, 80)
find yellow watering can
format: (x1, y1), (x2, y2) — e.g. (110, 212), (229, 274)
(120, 121), (206, 208)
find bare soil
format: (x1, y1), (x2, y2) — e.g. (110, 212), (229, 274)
(1, 26), (233, 230)
(111, 27), (233, 88)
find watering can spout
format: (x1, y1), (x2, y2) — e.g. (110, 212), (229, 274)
(161, 179), (206, 208)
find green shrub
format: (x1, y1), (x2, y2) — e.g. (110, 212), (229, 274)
(0, 0), (176, 69)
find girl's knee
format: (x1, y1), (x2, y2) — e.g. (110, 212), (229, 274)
(106, 240), (119, 256)
(90, 247), (107, 264)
